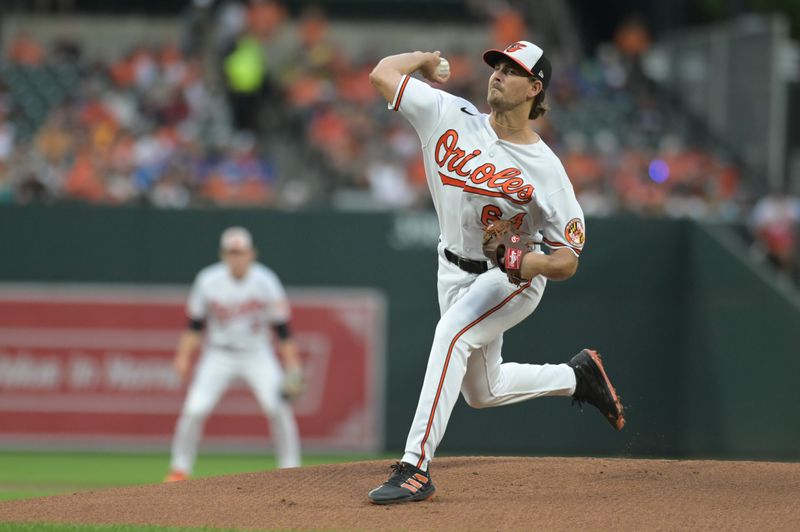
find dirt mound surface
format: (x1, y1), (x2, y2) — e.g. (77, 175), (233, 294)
(1, 456), (798, 531)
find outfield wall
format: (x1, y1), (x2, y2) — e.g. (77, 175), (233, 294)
(0, 285), (384, 452)
(0, 205), (798, 459)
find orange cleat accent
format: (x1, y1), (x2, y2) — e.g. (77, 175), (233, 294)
(368, 462), (436, 504)
(569, 349), (626, 431)
(164, 470), (189, 483)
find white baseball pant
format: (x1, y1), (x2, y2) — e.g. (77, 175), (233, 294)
(402, 243), (577, 471)
(170, 347), (300, 473)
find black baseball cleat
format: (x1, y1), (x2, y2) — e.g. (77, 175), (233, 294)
(368, 462), (436, 505)
(568, 349), (626, 430)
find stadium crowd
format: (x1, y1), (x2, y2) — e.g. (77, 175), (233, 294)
(0, 1), (763, 221)
(1, 28), (274, 208)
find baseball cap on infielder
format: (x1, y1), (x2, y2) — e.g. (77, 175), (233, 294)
(482, 40), (551, 90)
(220, 226), (253, 252)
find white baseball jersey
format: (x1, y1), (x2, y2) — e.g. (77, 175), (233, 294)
(388, 75), (582, 472)
(170, 261), (300, 474)
(187, 262), (291, 352)
(390, 75), (586, 258)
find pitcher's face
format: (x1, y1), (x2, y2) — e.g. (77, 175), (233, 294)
(487, 60), (541, 113)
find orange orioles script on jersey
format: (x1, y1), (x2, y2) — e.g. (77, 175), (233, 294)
(434, 129), (534, 205)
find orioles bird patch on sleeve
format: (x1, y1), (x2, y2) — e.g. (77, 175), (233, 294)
(565, 218), (585, 247)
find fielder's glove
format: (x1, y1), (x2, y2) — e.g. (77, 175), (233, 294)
(281, 367), (306, 401)
(482, 220), (534, 285)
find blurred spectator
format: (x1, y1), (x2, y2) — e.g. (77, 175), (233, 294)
(490, 4), (527, 48)
(751, 191), (800, 283)
(248, 0), (287, 40)
(0, 115), (14, 163)
(614, 15), (651, 57)
(613, 15), (651, 90)
(223, 31), (268, 133)
(215, 0), (249, 54)
(7, 32), (45, 66)
(220, 0), (287, 133)
(0, 162), (13, 204)
(201, 132), (276, 205)
(366, 156), (416, 209)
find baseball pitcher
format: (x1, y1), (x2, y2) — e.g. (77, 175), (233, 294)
(165, 227), (302, 482)
(367, 41), (625, 504)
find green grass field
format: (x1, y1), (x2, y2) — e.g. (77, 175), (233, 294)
(0, 451), (380, 501)
(0, 450), (383, 531)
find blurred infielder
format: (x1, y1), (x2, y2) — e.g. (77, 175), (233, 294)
(367, 42), (625, 504)
(165, 227), (303, 482)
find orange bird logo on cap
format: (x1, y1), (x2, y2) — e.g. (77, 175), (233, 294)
(505, 42), (527, 53)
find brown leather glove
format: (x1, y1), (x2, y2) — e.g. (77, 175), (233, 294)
(280, 367), (306, 401)
(482, 220), (534, 285)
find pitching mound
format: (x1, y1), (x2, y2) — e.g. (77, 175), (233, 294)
(1, 456), (798, 531)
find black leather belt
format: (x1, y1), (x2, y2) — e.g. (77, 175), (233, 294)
(444, 248), (489, 274)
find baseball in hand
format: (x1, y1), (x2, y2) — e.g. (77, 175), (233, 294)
(436, 57), (450, 78)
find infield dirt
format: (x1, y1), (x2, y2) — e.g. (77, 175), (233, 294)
(1, 456), (798, 531)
